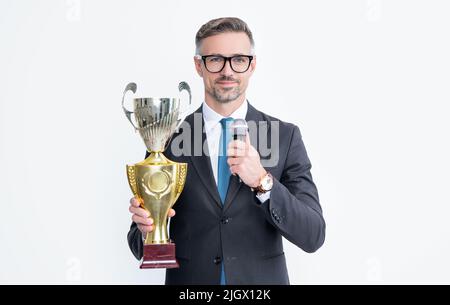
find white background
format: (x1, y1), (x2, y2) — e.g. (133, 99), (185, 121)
(1, 0), (449, 284)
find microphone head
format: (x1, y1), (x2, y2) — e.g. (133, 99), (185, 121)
(230, 119), (248, 140)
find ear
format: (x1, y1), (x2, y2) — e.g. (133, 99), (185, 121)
(194, 56), (203, 77)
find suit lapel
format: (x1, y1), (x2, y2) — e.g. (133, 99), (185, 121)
(187, 105), (223, 209)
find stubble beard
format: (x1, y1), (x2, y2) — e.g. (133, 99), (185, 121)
(209, 85), (242, 104)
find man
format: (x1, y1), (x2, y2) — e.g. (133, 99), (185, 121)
(127, 17), (325, 285)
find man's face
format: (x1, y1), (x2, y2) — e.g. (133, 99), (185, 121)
(194, 32), (256, 104)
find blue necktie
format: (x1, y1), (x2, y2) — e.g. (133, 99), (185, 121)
(218, 117), (233, 285)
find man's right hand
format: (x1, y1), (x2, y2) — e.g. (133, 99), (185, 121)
(129, 197), (176, 235)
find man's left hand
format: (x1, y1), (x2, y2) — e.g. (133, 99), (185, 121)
(227, 133), (266, 188)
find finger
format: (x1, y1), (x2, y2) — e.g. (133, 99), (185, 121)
(245, 132), (251, 146)
(138, 224), (154, 234)
(132, 214), (153, 226)
(129, 206), (150, 218)
(230, 166), (237, 176)
(231, 138), (250, 156)
(227, 140), (237, 149)
(245, 134), (253, 155)
(228, 140), (246, 151)
(227, 147), (245, 157)
(229, 165), (235, 175)
(227, 156), (243, 167)
(230, 164), (241, 175)
(227, 142), (236, 155)
(168, 209), (176, 218)
(130, 197), (140, 207)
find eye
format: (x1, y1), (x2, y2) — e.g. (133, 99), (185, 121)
(208, 56), (224, 63)
(232, 56), (247, 64)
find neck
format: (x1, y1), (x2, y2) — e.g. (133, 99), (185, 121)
(204, 94), (246, 117)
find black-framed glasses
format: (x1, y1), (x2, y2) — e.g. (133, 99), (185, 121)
(197, 55), (254, 73)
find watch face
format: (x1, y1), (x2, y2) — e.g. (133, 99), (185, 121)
(262, 175), (273, 191)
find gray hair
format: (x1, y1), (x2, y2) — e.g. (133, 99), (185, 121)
(195, 17), (255, 54)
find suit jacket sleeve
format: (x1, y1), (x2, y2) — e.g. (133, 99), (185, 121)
(128, 221), (143, 260)
(259, 125), (326, 253)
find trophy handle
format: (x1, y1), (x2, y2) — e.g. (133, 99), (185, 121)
(122, 82), (138, 130)
(176, 81), (192, 130)
(126, 165), (139, 197)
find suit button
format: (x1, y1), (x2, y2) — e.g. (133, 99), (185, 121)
(221, 217), (230, 224)
(214, 257), (222, 264)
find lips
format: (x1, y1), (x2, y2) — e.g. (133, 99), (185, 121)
(217, 81), (238, 86)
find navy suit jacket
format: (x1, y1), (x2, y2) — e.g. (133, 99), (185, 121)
(127, 103), (325, 285)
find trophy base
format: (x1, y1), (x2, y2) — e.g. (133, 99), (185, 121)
(140, 242), (179, 269)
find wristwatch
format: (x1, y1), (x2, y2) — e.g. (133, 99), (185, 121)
(254, 172), (273, 194)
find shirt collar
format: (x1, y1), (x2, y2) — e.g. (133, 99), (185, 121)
(202, 100), (248, 133)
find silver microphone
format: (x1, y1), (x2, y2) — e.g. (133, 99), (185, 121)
(231, 118), (248, 142)
(230, 119), (248, 182)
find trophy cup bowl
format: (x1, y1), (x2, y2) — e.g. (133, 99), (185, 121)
(122, 82), (191, 269)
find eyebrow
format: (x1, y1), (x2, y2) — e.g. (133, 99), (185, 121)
(206, 53), (248, 57)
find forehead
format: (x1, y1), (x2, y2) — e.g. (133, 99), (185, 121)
(199, 32), (252, 55)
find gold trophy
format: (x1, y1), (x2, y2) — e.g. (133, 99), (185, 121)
(122, 82), (191, 269)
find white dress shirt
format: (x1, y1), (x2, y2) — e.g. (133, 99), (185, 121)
(202, 101), (270, 203)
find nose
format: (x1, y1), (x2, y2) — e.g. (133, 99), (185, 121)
(220, 58), (234, 76)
